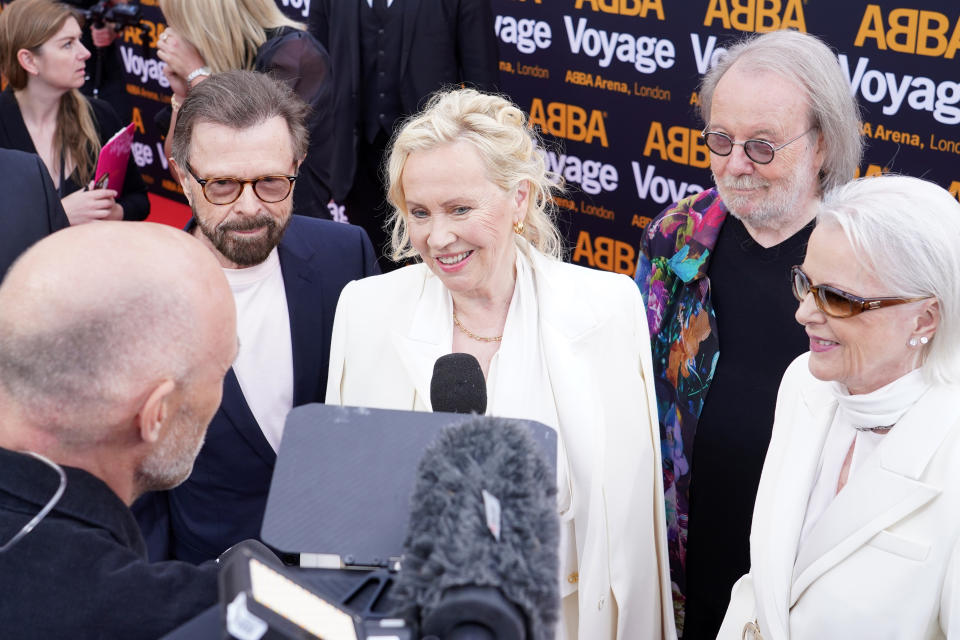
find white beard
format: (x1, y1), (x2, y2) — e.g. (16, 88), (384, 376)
(714, 156), (818, 231)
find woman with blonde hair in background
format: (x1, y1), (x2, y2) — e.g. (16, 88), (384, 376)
(157, 0), (333, 215)
(0, 0), (149, 223)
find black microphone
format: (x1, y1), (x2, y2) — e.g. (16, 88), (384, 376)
(392, 417), (559, 640)
(430, 353), (487, 414)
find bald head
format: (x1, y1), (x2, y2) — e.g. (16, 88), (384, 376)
(0, 222), (235, 444)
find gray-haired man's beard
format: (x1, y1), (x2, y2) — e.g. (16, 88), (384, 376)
(713, 168), (814, 232)
(195, 210), (292, 266)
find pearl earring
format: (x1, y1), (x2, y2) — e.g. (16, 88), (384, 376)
(920, 336), (929, 345)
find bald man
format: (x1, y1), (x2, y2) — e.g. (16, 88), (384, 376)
(0, 222), (238, 639)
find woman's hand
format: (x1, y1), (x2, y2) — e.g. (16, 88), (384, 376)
(163, 67), (189, 101)
(156, 27), (206, 82)
(61, 186), (120, 225)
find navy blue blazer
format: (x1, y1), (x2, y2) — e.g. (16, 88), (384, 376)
(0, 148), (69, 279)
(135, 215), (378, 563)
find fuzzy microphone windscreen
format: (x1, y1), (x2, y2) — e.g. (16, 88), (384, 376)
(393, 416), (559, 640)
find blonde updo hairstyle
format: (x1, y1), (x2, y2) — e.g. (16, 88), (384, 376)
(386, 88), (563, 262)
(159, 0), (303, 73)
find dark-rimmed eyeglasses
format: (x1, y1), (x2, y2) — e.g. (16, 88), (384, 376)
(701, 127), (816, 165)
(186, 163), (297, 205)
(791, 265), (930, 319)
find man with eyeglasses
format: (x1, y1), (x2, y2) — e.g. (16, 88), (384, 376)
(634, 30), (863, 639)
(0, 221), (236, 638)
(134, 70), (379, 565)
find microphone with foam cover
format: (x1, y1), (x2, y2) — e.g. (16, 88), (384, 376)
(430, 353), (487, 414)
(393, 417), (559, 640)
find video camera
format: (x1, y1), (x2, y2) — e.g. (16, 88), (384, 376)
(83, 0), (143, 31)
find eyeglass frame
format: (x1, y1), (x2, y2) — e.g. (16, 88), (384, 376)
(701, 127), (817, 165)
(185, 163), (298, 205)
(790, 265), (931, 319)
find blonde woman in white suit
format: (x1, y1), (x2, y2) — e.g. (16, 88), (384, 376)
(326, 88), (675, 640)
(719, 175), (960, 640)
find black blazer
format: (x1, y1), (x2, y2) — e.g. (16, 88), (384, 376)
(309, 0), (499, 200)
(0, 148), (69, 279)
(0, 88), (149, 221)
(135, 215), (379, 563)
(0, 447), (218, 639)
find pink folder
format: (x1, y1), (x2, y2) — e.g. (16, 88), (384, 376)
(94, 122), (136, 193)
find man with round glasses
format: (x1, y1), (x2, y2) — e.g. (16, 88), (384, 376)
(634, 30), (863, 638)
(134, 70), (379, 564)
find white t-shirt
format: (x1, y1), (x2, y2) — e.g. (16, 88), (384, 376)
(222, 248), (294, 452)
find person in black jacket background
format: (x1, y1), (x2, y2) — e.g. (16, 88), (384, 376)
(0, 0), (149, 223)
(309, 0), (500, 269)
(0, 148), (69, 279)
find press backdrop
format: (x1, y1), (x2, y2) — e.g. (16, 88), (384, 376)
(116, 0), (960, 274)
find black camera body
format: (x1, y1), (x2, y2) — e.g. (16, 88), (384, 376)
(84, 0), (143, 31)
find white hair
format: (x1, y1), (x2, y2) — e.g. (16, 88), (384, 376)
(818, 175), (960, 384)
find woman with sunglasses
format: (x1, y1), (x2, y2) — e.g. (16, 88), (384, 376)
(719, 174), (960, 640)
(0, 0), (148, 224)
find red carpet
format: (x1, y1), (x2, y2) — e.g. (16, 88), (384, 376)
(145, 193), (191, 228)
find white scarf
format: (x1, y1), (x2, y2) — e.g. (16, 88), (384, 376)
(800, 369), (930, 543)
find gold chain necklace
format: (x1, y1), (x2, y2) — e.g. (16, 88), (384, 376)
(453, 310), (503, 343)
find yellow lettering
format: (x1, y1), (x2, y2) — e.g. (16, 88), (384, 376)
(690, 132), (710, 168)
(528, 99), (608, 147)
(666, 127), (689, 165)
(613, 241), (636, 275)
(949, 181), (960, 202)
(643, 122), (668, 160)
(886, 8), (918, 54)
(577, 0), (664, 17)
(122, 23), (144, 46)
(730, 0), (754, 31)
(645, 0), (665, 20)
(594, 236), (615, 271)
(567, 105), (587, 143)
(855, 5), (886, 49)
(586, 110), (609, 147)
(131, 107), (145, 135)
(947, 17), (960, 59)
(572, 230), (595, 267)
(703, 0), (804, 32)
(529, 98), (546, 132)
(780, 0), (806, 31)
(755, 0), (780, 33)
(916, 11), (948, 56)
(703, 0), (731, 29)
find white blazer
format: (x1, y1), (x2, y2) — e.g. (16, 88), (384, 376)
(326, 247), (676, 640)
(719, 353), (960, 640)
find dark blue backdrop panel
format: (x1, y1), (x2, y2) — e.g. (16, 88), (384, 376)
(115, 1), (960, 274)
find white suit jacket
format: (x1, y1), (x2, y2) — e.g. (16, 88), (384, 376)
(719, 353), (960, 640)
(326, 247), (676, 640)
